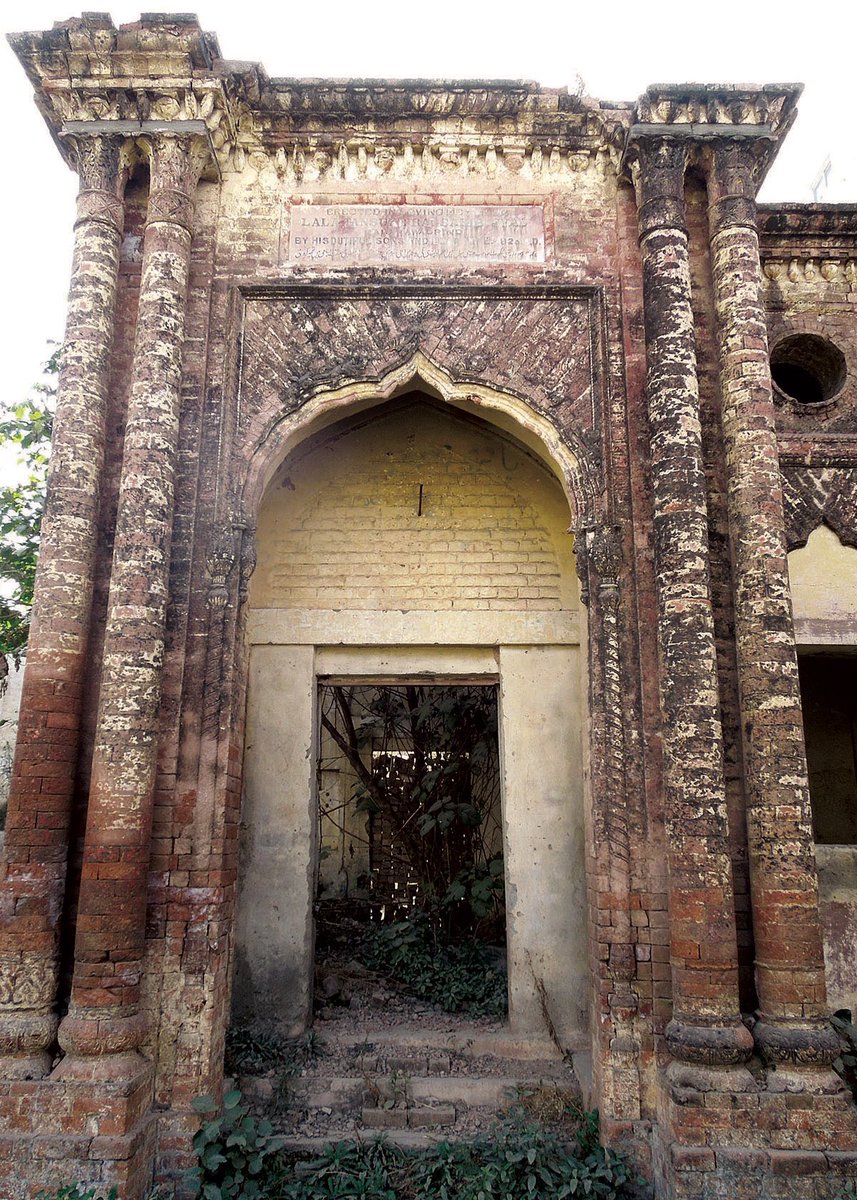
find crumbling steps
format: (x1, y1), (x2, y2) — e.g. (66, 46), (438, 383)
(244, 1069), (576, 1134)
(242, 1024), (589, 1143)
(328, 1023), (587, 1065)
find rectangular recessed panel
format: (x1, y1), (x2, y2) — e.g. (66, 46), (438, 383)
(288, 204), (545, 264)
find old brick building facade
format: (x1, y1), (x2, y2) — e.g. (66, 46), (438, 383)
(2, 13), (857, 1198)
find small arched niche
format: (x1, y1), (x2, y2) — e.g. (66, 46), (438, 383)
(235, 388), (589, 1057)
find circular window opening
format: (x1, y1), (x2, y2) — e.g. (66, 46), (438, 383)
(770, 334), (847, 406)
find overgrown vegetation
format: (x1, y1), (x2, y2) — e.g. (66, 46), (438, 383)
(315, 684), (508, 1016)
(319, 684), (503, 941)
(187, 1088), (284, 1200)
(225, 1026), (326, 1079)
(0, 345), (57, 673)
(187, 1097), (635, 1200)
(359, 914), (506, 1018)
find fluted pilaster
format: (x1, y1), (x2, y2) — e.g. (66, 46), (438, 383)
(57, 133), (207, 1066)
(633, 136), (752, 1069)
(0, 133), (124, 1077)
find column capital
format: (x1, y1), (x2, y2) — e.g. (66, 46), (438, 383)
(142, 132), (210, 232)
(238, 525), (258, 603)
(574, 519), (622, 608)
(626, 136), (689, 240)
(704, 138), (768, 234)
(68, 132), (125, 232)
(205, 522), (240, 608)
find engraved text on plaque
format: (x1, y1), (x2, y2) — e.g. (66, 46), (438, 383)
(288, 205), (545, 265)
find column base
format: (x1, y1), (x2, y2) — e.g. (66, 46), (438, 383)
(753, 1017), (840, 1068)
(664, 1057), (757, 1097)
(53, 1049), (149, 1086)
(656, 1141), (857, 1200)
(0, 1010), (57, 1080)
(655, 1053), (857, 1200)
(665, 1015), (754, 1066)
(0, 1051), (53, 1080)
(58, 1008), (147, 1058)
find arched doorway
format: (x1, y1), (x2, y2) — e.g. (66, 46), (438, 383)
(234, 385), (589, 1051)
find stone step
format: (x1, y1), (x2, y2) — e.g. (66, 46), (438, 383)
(324, 1025), (580, 1062)
(361, 1103), (457, 1130)
(354, 1050), (454, 1074)
(271, 1071), (579, 1108)
(277, 1130), (454, 1153)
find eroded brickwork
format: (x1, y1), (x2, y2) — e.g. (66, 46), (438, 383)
(2, 15), (856, 1200)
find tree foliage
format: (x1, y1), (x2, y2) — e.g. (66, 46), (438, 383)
(319, 683), (504, 940)
(0, 345), (57, 683)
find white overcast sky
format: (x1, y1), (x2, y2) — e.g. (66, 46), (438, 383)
(1, 0), (856, 410)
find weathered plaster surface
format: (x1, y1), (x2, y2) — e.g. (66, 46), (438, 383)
(1, 14), (856, 1199)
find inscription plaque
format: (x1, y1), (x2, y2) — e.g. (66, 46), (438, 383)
(288, 204), (545, 265)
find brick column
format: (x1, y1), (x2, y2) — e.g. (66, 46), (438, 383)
(0, 134), (124, 1077)
(577, 522), (641, 1122)
(705, 141), (838, 1070)
(56, 134), (206, 1067)
(634, 138), (753, 1069)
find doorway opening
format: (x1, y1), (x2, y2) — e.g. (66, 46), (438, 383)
(314, 681), (508, 1022)
(798, 652), (857, 845)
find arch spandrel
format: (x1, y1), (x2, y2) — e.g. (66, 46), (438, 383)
(229, 282), (607, 528)
(237, 351), (600, 535)
(781, 463), (857, 553)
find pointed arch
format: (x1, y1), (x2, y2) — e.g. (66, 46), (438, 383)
(238, 351), (600, 529)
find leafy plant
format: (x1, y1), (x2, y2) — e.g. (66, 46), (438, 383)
(186, 1088), (284, 1200)
(443, 857), (505, 919)
(0, 345), (57, 673)
(272, 1138), (404, 1199)
(260, 1112), (635, 1200)
(360, 916), (506, 1017)
(225, 1026), (325, 1078)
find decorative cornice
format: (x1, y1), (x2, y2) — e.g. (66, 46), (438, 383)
(636, 84), (801, 134)
(623, 84), (802, 187)
(225, 140), (612, 182)
(8, 16), (233, 175)
(759, 204), (857, 272)
(242, 76), (586, 118)
(10, 19), (810, 195)
(3, 15), (630, 180)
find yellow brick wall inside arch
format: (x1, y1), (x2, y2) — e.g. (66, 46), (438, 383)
(250, 396), (578, 614)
